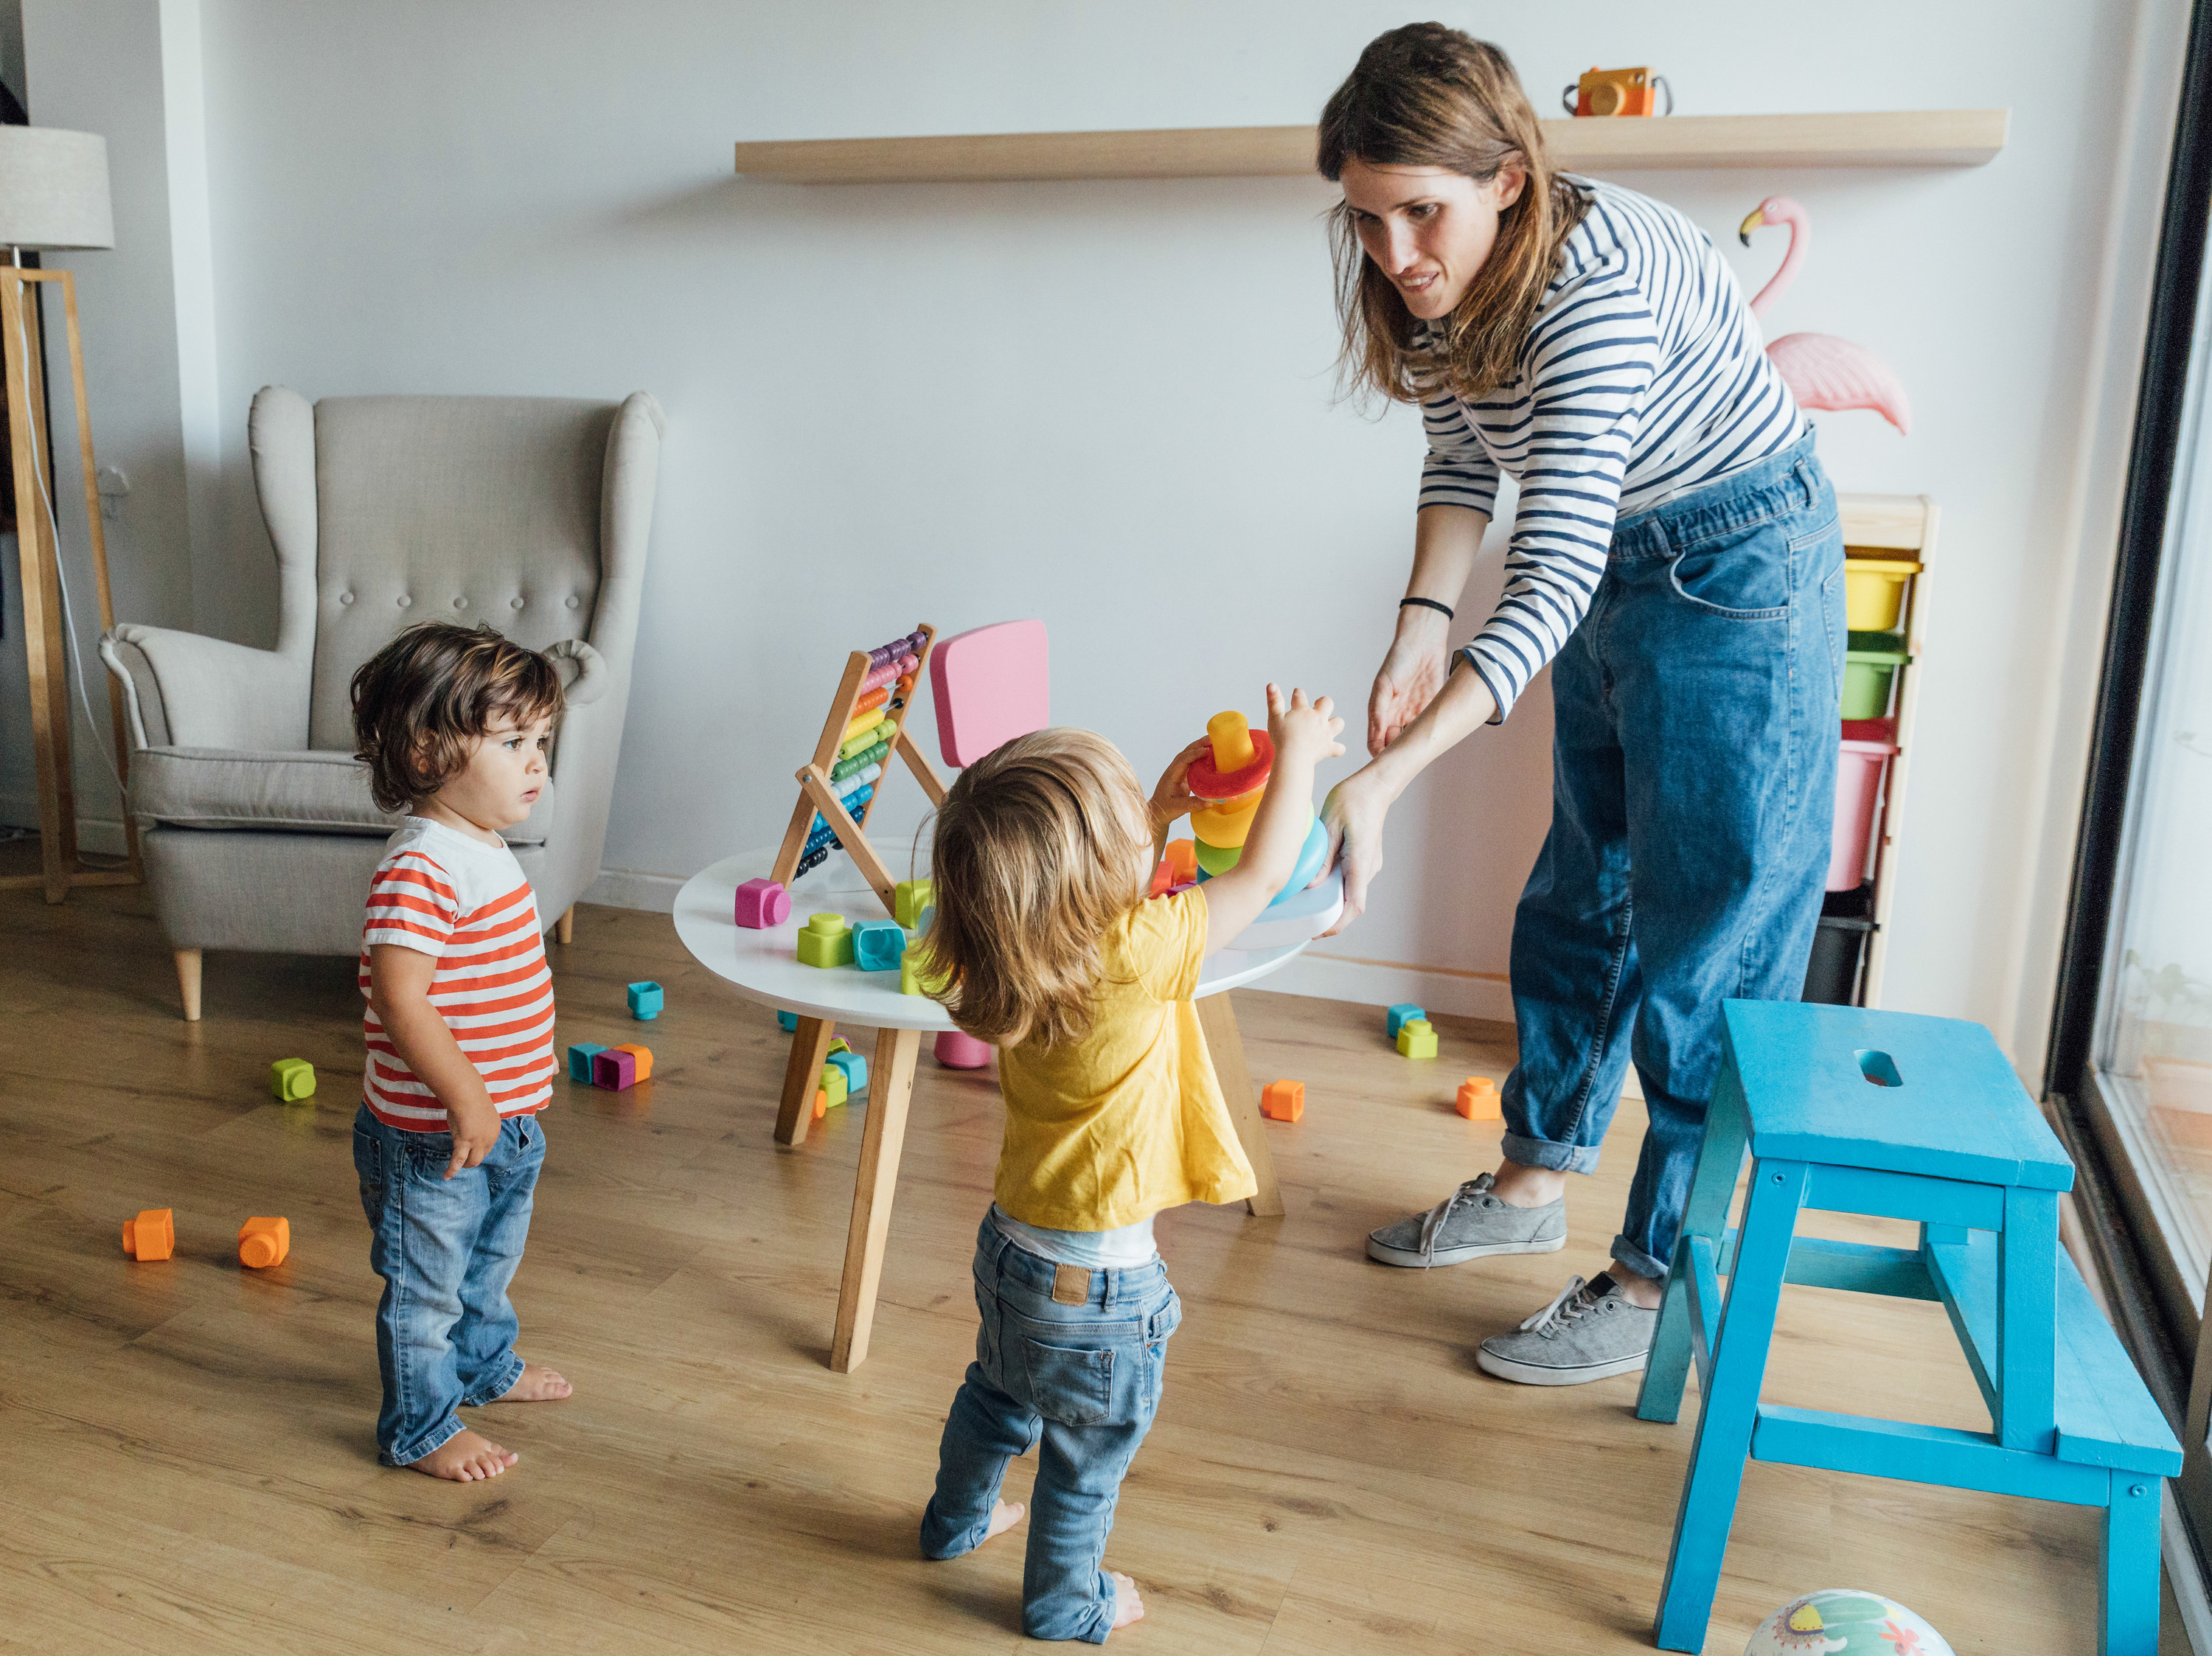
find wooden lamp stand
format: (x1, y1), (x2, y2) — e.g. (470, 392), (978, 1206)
(0, 262), (137, 901)
(0, 127), (137, 903)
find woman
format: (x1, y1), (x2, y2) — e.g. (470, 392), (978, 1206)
(1315, 26), (1845, 1386)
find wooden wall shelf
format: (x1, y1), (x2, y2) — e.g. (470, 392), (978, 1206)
(733, 109), (2008, 185)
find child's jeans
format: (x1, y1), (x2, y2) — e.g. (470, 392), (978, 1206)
(352, 1103), (545, 1466)
(922, 1216), (1182, 1643)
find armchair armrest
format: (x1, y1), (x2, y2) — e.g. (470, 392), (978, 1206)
(546, 637), (608, 707)
(100, 623), (312, 751)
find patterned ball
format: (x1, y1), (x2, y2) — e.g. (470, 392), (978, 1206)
(1744, 1590), (1954, 1655)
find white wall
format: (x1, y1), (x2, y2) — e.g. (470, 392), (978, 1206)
(1, 0), (209, 838)
(19, 0), (2184, 1073)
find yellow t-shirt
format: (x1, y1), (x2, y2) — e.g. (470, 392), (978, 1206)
(993, 890), (1257, 1231)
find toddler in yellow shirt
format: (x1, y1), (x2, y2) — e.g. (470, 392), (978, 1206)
(917, 685), (1344, 1643)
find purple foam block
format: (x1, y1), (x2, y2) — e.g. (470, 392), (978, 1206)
(593, 1048), (638, 1090)
(735, 877), (791, 929)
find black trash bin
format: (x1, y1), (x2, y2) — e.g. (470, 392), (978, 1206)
(1802, 882), (1876, 1006)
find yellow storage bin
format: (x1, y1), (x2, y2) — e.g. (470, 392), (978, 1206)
(1843, 557), (1921, 631)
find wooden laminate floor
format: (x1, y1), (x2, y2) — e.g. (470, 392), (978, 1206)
(0, 860), (2190, 1653)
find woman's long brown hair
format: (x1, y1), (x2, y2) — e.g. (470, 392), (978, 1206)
(1317, 24), (1588, 404)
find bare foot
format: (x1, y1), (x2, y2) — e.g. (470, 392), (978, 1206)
(493, 1361), (574, 1402)
(1110, 1572), (1145, 1629)
(408, 1428), (518, 1481)
(983, 1500), (1025, 1542)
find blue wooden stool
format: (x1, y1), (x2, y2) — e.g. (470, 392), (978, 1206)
(1640, 1001), (2181, 1654)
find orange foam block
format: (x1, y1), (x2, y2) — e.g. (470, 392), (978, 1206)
(1164, 839), (1197, 884)
(1260, 1079), (1304, 1122)
(238, 1215), (291, 1269)
(611, 1043), (653, 1082)
(1456, 1077), (1502, 1120)
(122, 1208), (174, 1261)
(813, 1088), (827, 1120)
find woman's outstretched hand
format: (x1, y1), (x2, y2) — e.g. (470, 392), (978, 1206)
(1318, 765), (1389, 937)
(1368, 625), (1451, 756)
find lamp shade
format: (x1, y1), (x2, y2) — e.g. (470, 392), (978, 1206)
(0, 128), (113, 250)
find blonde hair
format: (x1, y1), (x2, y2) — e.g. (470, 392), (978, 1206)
(1316, 24), (1590, 404)
(924, 728), (1154, 1050)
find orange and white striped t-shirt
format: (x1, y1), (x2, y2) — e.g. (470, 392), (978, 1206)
(359, 818), (557, 1132)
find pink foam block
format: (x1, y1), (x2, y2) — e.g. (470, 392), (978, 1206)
(931, 620), (1050, 768)
(934, 1030), (992, 1069)
(736, 877), (791, 929)
(592, 1048), (638, 1090)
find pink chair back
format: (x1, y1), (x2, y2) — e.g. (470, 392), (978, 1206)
(929, 619), (1050, 767)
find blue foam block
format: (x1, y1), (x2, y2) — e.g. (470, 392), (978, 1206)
(852, 919), (905, 971)
(827, 1048), (869, 1094)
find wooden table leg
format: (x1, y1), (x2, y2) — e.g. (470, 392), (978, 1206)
(775, 1016), (836, 1148)
(830, 1024), (921, 1373)
(1195, 991), (1284, 1219)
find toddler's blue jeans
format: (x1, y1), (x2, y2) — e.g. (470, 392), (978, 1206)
(352, 1103), (544, 1466)
(922, 1217), (1182, 1643)
(1502, 432), (1846, 1283)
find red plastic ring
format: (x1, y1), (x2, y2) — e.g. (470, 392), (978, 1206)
(1186, 729), (1273, 800)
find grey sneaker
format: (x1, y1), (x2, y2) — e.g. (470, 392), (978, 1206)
(1475, 1273), (1656, 1385)
(1365, 1173), (1568, 1267)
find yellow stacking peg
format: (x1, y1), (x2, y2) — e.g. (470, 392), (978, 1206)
(1208, 710), (1256, 773)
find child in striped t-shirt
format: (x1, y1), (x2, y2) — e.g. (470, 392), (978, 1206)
(349, 622), (571, 1482)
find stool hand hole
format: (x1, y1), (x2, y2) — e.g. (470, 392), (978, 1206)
(1856, 1048), (1903, 1088)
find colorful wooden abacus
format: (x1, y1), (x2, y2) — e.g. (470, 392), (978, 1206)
(770, 625), (948, 914)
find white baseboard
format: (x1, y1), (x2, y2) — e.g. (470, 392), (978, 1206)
(0, 799), (128, 857)
(582, 866), (686, 913)
(1262, 948), (1514, 1022)
(580, 863), (1510, 1019)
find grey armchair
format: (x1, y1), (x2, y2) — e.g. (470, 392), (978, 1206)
(100, 386), (663, 1019)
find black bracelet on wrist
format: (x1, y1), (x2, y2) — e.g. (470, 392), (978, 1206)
(1399, 596), (1455, 620)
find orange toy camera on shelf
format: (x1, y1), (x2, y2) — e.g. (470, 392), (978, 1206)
(1562, 66), (1672, 118)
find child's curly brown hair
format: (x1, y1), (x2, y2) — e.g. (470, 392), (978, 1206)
(349, 622), (566, 813)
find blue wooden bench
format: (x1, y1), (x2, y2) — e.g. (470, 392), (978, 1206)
(1639, 1001), (2181, 1655)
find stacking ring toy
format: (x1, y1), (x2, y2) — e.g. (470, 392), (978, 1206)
(1270, 814), (1329, 903)
(1190, 789), (1265, 847)
(1186, 710), (1274, 800)
(1194, 836), (1245, 877)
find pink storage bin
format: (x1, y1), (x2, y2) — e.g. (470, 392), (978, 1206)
(1829, 717), (1899, 891)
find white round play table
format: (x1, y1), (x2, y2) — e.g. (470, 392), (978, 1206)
(673, 846), (1306, 1371)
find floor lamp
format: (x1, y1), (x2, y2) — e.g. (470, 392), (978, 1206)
(0, 127), (136, 903)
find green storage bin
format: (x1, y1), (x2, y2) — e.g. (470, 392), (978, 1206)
(1841, 630), (1910, 720)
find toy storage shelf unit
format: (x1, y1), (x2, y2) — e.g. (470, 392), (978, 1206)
(733, 109), (2008, 184)
(1809, 493), (1935, 1011)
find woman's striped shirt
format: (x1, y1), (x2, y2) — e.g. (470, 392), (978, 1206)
(359, 817), (557, 1131)
(1417, 175), (1807, 720)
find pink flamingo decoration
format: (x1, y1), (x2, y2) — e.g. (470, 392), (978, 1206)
(1739, 196), (1913, 435)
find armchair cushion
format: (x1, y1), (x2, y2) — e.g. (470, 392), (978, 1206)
(128, 747), (556, 846)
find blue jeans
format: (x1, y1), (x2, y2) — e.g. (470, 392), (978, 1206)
(921, 1217), (1183, 1643)
(352, 1103), (545, 1465)
(1503, 434), (1844, 1281)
